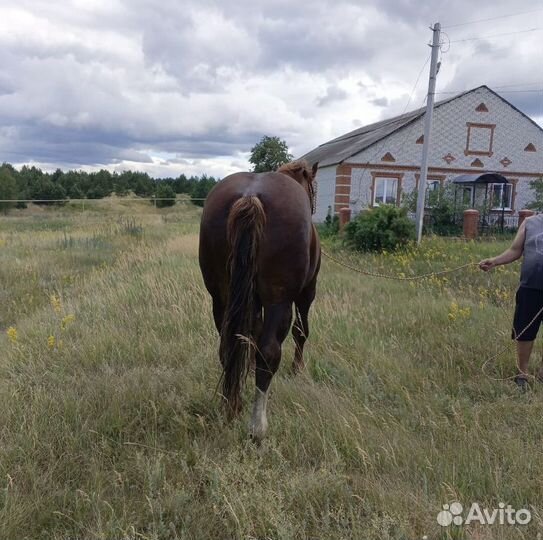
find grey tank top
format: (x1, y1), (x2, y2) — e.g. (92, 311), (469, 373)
(520, 215), (543, 290)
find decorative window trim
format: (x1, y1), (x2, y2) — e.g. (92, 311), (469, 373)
(370, 172), (403, 207)
(464, 122), (496, 157)
(414, 174), (446, 190)
(381, 152), (396, 162)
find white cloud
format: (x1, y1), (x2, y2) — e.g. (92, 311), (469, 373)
(0, 0), (541, 177)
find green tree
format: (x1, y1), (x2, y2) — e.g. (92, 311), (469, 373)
(249, 136), (293, 173)
(87, 169), (113, 199)
(190, 175), (217, 207)
(527, 177), (543, 211)
(155, 182), (176, 208)
(0, 165), (17, 213)
(30, 179), (67, 205)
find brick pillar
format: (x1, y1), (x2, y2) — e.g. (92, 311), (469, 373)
(339, 207), (351, 230)
(463, 209), (479, 239)
(518, 209), (535, 228)
(334, 164), (352, 214)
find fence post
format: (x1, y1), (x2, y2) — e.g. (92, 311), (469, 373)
(518, 209), (535, 228)
(339, 207), (351, 230)
(463, 209), (479, 239)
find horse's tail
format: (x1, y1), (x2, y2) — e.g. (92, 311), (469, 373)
(220, 195), (266, 417)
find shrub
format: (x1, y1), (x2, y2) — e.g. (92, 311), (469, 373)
(317, 208), (340, 238)
(155, 183), (176, 208)
(344, 205), (415, 252)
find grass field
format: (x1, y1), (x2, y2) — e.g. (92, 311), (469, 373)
(0, 200), (541, 540)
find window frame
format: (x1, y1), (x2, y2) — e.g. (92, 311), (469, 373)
(371, 173), (402, 207)
(458, 185), (475, 208)
(464, 122), (496, 157)
(490, 182), (513, 211)
(415, 174), (446, 209)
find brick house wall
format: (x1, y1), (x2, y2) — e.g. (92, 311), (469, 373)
(313, 87), (543, 221)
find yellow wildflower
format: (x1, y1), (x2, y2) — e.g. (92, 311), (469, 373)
(7, 326), (17, 343)
(61, 314), (75, 330)
(50, 294), (62, 314)
(47, 335), (56, 349)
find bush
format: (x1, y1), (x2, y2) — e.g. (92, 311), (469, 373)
(155, 183), (177, 208)
(344, 205), (415, 252)
(317, 208), (340, 238)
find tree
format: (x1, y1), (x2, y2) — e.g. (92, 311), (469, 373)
(249, 136), (293, 173)
(30, 179), (67, 205)
(0, 165), (17, 213)
(155, 182), (176, 208)
(191, 175), (217, 207)
(527, 177), (543, 211)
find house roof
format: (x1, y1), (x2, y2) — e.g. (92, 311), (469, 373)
(300, 85), (543, 168)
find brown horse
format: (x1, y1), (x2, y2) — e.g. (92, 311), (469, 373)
(198, 160), (320, 440)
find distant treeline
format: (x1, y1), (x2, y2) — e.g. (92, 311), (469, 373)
(0, 162), (219, 209)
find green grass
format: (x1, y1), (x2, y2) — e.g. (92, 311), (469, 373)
(0, 201), (541, 540)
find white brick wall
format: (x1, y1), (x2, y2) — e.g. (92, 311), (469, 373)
(313, 164), (336, 222)
(344, 87), (543, 214)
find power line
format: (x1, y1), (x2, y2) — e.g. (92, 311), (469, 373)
(401, 53), (431, 114)
(350, 54), (431, 206)
(442, 8), (543, 29)
(436, 89), (543, 95)
(449, 27), (542, 43)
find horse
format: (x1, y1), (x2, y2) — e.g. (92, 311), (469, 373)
(198, 160), (320, 440)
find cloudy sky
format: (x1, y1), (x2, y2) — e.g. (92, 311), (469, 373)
(0, 0), (542, 178)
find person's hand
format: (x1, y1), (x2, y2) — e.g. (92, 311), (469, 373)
(479, 258), (496, 272)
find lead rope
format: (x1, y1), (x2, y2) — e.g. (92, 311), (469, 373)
(321, 248), (542, 383)
(321, 248), (477, 280)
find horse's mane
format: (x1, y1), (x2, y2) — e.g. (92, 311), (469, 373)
(277, 160), (315, 182)
(277, 160), (317, 214)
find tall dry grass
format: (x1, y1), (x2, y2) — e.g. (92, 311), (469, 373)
(0, 200), (541, 539)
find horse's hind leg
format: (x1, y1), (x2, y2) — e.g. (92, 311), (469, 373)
(292, 280), (316, 374)
(212, 295), (225, 334)
(249, 305), (263, 373)
(250, 301), (292, 441)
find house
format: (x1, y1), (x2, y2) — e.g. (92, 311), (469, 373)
(301, 86), (543, 222)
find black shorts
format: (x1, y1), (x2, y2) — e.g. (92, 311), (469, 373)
(512, 287), (543, 341)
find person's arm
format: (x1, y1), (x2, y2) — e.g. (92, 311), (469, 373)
(479, 219), (527, 272)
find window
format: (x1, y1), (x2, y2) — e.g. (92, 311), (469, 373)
(459, 186), (474, 207)
(373, 177), (398, 206)
(465, 123), (495, 157)
(425, 180), (441, 207)
(491, 183), (513, 210)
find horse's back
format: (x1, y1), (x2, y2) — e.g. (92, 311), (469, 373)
(199, 171), (315, 303)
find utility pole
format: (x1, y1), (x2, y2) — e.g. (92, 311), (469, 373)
(415, 22), (441, 244)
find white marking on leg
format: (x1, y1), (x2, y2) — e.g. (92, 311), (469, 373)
(250, 387), (269, 441)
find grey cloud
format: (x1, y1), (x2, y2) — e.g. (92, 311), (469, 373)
(317, 85), (349, 107)
(371, 97), (389, 107)
(0, 0), (540, 176)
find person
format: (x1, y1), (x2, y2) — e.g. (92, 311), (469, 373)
(479, 214), (543, 389)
